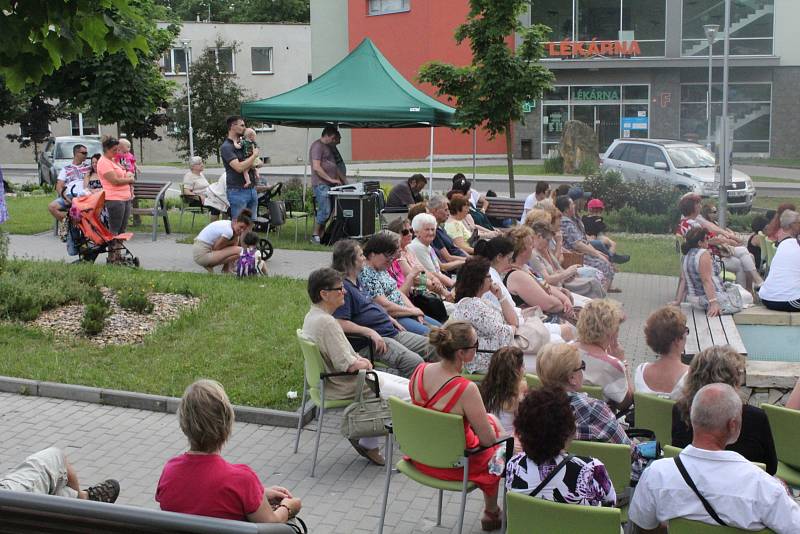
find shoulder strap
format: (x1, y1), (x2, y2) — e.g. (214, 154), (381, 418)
(424, 375), (462, 409)
(673, 455), (727, 526)
(438, 378), (471, 413)
(528, 455), (573, 499)
(502, 269), (517, 286)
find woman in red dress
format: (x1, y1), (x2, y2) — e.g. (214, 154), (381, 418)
(409, 321), (506, 531)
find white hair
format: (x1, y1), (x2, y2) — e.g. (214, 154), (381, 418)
(690, 383), (742, 432)
(411, 213), (437, 232)
(780, 209), (799, 229)
(190, 156), (203, 167)
(118, 138), (131, 148)
(427, 195), (448, 210)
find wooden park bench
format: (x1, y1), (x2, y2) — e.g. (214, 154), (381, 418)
(132, 181), (172, 242)
(0, 489), (298, 534)
(484, 196), (526, 225)
(680, 302), (747, 363)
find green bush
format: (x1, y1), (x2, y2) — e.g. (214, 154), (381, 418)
(0, 280), (42, 321)
(583, 170), (682, 216)
(543, 154), (564, 174)
(583, 170), (628, 211)
(603, 207), (678, 234)
(117, 286), (154, 314)
(0, 261), (91, 321)
(0, 228), (7, 274)
(81, 288), (110, 336)
(577, 158), (599, 177)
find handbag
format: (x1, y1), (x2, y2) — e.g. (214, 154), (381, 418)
(410, 291), (449, 323)
(340, 370), (391, 439)
(512, 314), (550, 356)
(718, 282), (744, 314)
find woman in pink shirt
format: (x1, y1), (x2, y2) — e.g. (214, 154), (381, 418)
(97, 137), (135, 263)
(157, 379), (302, 523)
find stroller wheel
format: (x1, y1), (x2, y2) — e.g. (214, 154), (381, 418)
(258, 238), (274, 260)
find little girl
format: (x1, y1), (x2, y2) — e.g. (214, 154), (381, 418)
(479, 347), (527, 436)
(236, 232), (267, 277)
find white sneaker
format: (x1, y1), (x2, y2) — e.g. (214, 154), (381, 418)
(310, 235), (321, 244)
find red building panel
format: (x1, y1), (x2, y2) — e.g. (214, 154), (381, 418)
(347, 0), (508, 161)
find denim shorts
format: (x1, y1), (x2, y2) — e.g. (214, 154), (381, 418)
(227, 187), (258, 219)
(314, 184), (333, 225)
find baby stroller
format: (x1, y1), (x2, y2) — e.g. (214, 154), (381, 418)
(252, 182), (287, 261)
(67, 191), (139, 267)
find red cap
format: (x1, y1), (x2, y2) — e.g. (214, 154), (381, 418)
(587, 198), (605, 209)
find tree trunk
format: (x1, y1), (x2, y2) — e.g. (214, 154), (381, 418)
(138, 137), (144, 164)
(505, 120), (515, 198)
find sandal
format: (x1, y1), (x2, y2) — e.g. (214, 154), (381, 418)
(480, 508), (502, 531)
(84, 479), (120, 503)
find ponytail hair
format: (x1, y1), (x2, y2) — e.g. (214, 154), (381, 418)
(473, 236), (514, 262)
(428, 322), (475, 361)
(236, 209), (253, 226)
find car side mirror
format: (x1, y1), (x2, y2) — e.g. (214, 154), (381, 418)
(653, 162), (668, 170)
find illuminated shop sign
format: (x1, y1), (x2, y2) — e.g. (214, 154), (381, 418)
(547, 39), (642, 58)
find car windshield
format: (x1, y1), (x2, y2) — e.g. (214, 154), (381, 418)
(55, 140), (102, 159)
(666, 146), (716, 168)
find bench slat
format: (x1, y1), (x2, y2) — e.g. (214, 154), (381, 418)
(707, 314), (728, 347)
(720, 314), (748, 354)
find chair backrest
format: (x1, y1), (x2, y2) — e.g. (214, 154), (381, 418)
(388, 396), (467, 468)
(295, 329), (326, 391)
(525, 374), (602, 401)
(567, 440), (631, 494)
(669, 517), (773, 534)
(757, 232), (769, 265)
(662, 445), (766, 471)
(506, 492), (621, 534)
(634, 392), (676, 445)
(762, 403), (800, 469)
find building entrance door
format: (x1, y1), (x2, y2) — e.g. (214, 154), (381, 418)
(571, 105), (620, 153)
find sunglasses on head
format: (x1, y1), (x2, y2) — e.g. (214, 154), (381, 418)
(573, 360), (586, 373)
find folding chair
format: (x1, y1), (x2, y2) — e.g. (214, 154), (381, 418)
(376, 397), (513, 534)
(293, 330), (357, 477)
(506, 492), (621, 534)
(178, 185), (206, 230)
(669, 517), (773, 533)
(633, 392), (676, 446)
(762, 403), (800, 488)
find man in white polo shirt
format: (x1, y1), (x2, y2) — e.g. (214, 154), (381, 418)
(629, 383), (800, 533)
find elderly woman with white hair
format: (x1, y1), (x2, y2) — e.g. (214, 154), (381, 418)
(758, 209), (800, 311)
(182, 156), (210, 203)
(407, 213), (458, 289)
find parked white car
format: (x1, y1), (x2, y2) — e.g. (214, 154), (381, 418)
(38, 136), (102, 186)
(600, 139), (755, 212)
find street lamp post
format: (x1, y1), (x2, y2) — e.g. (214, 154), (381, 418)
(719, 0), (732, 229)
(181, 40), (195, 159)
(703, 24), (719, 150)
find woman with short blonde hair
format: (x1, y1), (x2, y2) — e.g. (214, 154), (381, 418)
(672, 345), (777, 474)
(157, 380), (302, 524)
(537, 343), (582, 388)
(575, 299), (632, 409)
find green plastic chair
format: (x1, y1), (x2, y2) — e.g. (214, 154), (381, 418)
(376, 397), (513, 534)
(293, 330), (356, 477)
(663, 445), (766, 471)
(525, 374), (603, 400)
(568, 440), (631, 521)
(757, 232), (770, 274)
(669, 517), (774, 533)
(763, 234), (778, 272)
(634, 392), (676, 446)
(462, 372), (484, 382)
(506, 492), (621, 534)
(762, 403), (800, 488)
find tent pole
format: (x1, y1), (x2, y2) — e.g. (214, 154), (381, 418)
(472, 128), (477, 184)
(303, 127), (309, 209)
(429, 126), (434, 197)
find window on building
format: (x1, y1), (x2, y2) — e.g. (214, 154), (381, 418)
(251, 121), (275, 132)
(251, 47), (273, 74)
(162, 48), (190, 75)
(70, 113), (99, 136)
(682, 0), (774, 56)
(537, 0), (573, 42)
(214, 47), (234, 73)
(368, 0), (409, 16)
(680, 82), (772, 154)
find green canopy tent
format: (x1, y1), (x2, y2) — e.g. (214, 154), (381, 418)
(240, 38), (465, 199)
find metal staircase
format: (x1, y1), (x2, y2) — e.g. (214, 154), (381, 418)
(730, 104), (770, 132)
(684, 0), (773, 56)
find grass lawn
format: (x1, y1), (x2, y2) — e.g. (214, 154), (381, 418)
(735, 158), (800, 169)
(613, 235), (680, 278)
(754, 196), (792, 211)
(751, 175), (800, 183)
(368, 164), (560, 176)
(0, 260), (308, 410)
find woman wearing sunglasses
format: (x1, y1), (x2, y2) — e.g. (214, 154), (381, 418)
(634, 306), (690, 400)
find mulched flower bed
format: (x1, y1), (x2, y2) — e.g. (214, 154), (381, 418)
(31, 288), (200, 346)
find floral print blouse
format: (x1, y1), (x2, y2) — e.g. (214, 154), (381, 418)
(448, 297), (514, 373)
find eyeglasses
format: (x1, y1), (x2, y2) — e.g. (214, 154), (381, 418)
(459, 341), (480, 351)
(573, 360), (586, 373)
(323, 286), (344, 293)
(684, 326), (690, 335)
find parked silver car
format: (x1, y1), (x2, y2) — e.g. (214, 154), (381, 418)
(38, 136), (103, 186)
(600, 139), (755, 212)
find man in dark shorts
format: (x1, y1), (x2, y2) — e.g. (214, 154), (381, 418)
(221, 116), (260, 219)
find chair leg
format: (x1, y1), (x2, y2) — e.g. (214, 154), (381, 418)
(151, 213), (157, 242)
(436, 490), (443, 526)
(179, 207), (184, 230)
(456, 461), (469, 534)
(311, 379), (325, 478)
(376, 433), (393, 534)
(500, 474), (507, 534)
(293, 376), (309, 454)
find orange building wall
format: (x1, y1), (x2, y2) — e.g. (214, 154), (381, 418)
(347, 0), (508, 161)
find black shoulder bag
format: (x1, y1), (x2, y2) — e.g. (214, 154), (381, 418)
(673, 454), (727, 526)
(527, 455), (574, 498)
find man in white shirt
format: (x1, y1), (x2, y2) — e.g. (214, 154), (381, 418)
(630, 383), (800, 534)
(520, 181), (550, 224)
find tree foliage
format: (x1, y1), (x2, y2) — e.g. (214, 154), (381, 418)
(418, 0), (554, 197)
(0, 0), (150, 92)
(168, 40), (253, 161)
(156, 0), (309, 23)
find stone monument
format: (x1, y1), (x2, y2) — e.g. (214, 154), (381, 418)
(559, 120), (599, 174)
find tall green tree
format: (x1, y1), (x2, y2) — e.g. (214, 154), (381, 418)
(0, 0), (149, 91)
(156, 0), (309, 22)
(168, 41), (252, 161)
(418, 0), (553, 197)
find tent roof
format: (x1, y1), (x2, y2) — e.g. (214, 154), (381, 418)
(240, 38), (457, 128)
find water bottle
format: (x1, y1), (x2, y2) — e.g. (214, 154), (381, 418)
(488, 446), (505, 476)
(416, 271), (427, 294)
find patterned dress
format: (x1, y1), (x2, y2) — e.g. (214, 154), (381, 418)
(506, 453), (616, 506)
(359, 266), (405, 306)
(448, 297), (514, 373)
(561, 216), (614, 285)
(0, 168), (8, 224)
